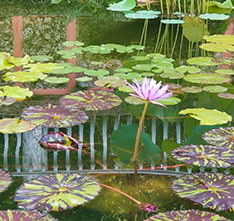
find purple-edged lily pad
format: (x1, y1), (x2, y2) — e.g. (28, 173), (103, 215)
(146, 209), (229, 221)
(0, 96), (16, 106)
(21, 104), (88, 128)
(39, 131), (81, 152)
(218, 93), (234, 100)
(15, 173), (101, 211)
(171, 145), (234, 168)
(171, 172), (234, 211)
(0, 169), (12, 193)
(202, 127), (234, 150)
(0, 118), (36, 134)
(59, 90), (122, 111)
(0, 210), (55, 221)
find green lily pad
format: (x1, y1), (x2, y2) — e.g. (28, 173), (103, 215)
(204, 35), (234, 44)
(110, 124), (161, 166)
(82, 45), (112, 54)
(183, 73), (230, 84)
(0, 118), (36, 134)
(114, 67), (132, 73)
(114, 72), (140, 80)
(3, 71), (47, 82)
(0, 86), (33, 101)
(182, 16), (209, 42)
(217, 93), (234, 100)
(51, 66), (86, 74)
(84, 69), (109, 77)
(203, 85), (227, 93)
(30, 55), (53, 62)
(208, 0), (233, 9)
(0, 169), (12, 193)
(146, 53), (165, 59)
(107, 0), (136, 11)
(75, 77), (93, 82)
(94, 76), (126, 88)
(0, 52), (14, 71)
(90, 61), (104, 66)
(199, 13), (230, 20)
(8, 55), (32, 66)
(124, 10), (159, 19)
(140, 72), (154, 77)
(157, 97), (181, 106)
(24, 62), (61, 73)
(14, 174), (101, 211)
(60, 90), (122, 111)
(132, 64), (155, 71)
(161, 19), (184, 24)
(44, 77), (69, 84)
(175, 65), (201, 74)
(132, 56), (150, 61)
(125, 96), (145, 105)
(187, 57), (218, 66)
(200, 43), (234, 52)
(160, 72), (184, 79)
(179, 108), (232, 125)
(181, 86), (203, 93)
(63, 41), (84, 47)
(118, 85), (134, 93)
(0, 96), (16, 106)
(215, 69), (234, 75)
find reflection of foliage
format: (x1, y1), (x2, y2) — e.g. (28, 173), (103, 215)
(0, 17), (13, 54)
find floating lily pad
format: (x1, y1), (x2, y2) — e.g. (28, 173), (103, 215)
(31, 55), (53, 62)
(171, 145), (234, 167)
(161, 19), (184, 24)
(21, 104), (88, 128)
(107, 0), (136, 11)
(146, 209), (229, 221)
(24, 62), (61, 73)
(0, 86), (33, 101)
(0, 118), (36, 134)
(204, 35), (234, 45)
(14, 174), (101, 211)
(140, 72), (154, 77)
(124, 10), (159, 19)
(63, 41), (84, 47)
(183, 73), (230, 84)
(114, 72), (140, 80)
(51, 66), (86, 75)
(0, 169), (12, 193)
(218, 93), (234, 99)
(44, 77), (69, 84)
(84, 69), (109, 77)
(39, 131), (80, 152)
(0, 210), (55, 221)
(132, 56), (150, 61)
(157, 97), (181, 106)
(90, 61), (104, 66)
(171, 173), (234, 211)
(160, 72), (184, 79)
(215, 69), (234, 75)
(181, 86), (202, 93)
(202, 127), (234, 150)
(114, 67), (132, 73)
(165, 83), (182, 90)
(0, 52), (15, 71)
(132, 64), (155, 71)
(187, 57), (218, 66)
(75, 77), (93, 82)
(118, 85), (134, 93)
(203, 85), (227, 93)
(0, 96), (16, 106)
(60, 90), (122, 111)
(94, 76), (126, 88)
(3, 71), (47, 83)
(200, 43), (234, 52)
(175, 65), (201, 74)
(199, 13), (230, 20)
(125, 96), (145, 105)
(213, 57), (234, 65)
(179, 108), (232, 125)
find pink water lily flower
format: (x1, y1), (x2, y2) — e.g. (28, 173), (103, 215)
(127, 77), (173, 107)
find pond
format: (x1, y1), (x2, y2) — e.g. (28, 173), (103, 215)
(0, 0), (234, 220)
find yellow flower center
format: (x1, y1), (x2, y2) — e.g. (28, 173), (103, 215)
(59, 187), (68, 192)
(86, 100), (93, 103)
(53, 115), (61, 119)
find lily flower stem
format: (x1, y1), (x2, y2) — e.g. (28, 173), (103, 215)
(133, 101), (149, 173)
(100, 183), (141, 205)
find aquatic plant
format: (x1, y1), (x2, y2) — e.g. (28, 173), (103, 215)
(127, 77), (172, 171)
(0, 169), (12, 193)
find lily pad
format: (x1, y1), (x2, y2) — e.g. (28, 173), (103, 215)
(171, 145), (234, 168)
(118, 85), (134, 93)
(0, 169), (12, 193)
(75, 77), (93, 82)
(124, 10), (159, 19)
(44, 77), (69, 84)
(215, 69), (234, 75)
(203, 85), (227, 93)
(14, 174), (101, 211)
(63, 41), (84, 47)
(181, 86), (202, 93)
(84, 69), (109, 77)
(0, 52), (14, 71)
(175, 65), (201, 74)
(31, 55), (53, 62)
(218, 93), (234, 99)
(0, 86), (33, 101)
(3, 71), (47, 82)
(39, 131), (80, 152)
(94, 76), (126, 88)
(160, 72), (184, 79)
(107, 0), (136, 11)
(21, 104), (88, 128)
(179, 108), (232, 125)
(114, 67), (132, 73)
(8, 55), (32, 66)
(132, 56), (150, 61)
(0, 118), (36, 134)
(202, 127), (234, 150)
(24, 62), (61, 73)
(200, 43), (234, 53)
(0, 96), (16, 106)
(59, 90), (122, 111)
(187, 57), (218, 66)
(204, 35), (234, 44)
(114, 72), (140, 80)
(51, 66), (86, 75)
(132, 64), (155, 71)
(183, 73), (230, 84)
(0, 210), (55, 221)
(125, 96), (145, 105)
(199, 13), (230, 20)
(171, 173), (234, 211)
(146, 209), (229, 221)
(157, 97), (181, 106)
(161, 19), (184, 24)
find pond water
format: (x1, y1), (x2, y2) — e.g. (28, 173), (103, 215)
(0, 1), (234, 221)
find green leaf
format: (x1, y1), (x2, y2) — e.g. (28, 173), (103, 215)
(199, 13), (230, 20)
(107, 0), (136, 12)
(44, 77), (69, 84)
(51, 0), (62, 4)
(110, 124), (161, 166)
(0, 86), (33, 101)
